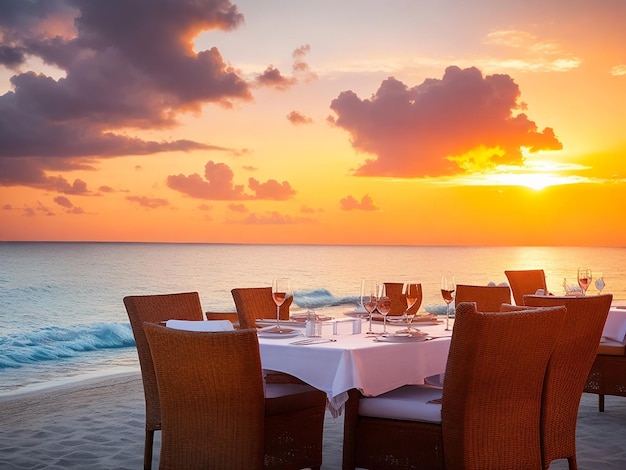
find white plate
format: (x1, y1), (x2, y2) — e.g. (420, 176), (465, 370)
(257, 327), (302, 339)
(374, 333), (430, 343)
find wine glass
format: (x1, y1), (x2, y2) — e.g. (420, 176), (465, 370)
(377, 285), (392, 335)
(441, 275), (456, 331)
(271, 278), (293, 333)
(577, 268), (592, 296)
(400, 282), (421, 334)
(360, 279), (379, 335)
(595, 272), (605, 294)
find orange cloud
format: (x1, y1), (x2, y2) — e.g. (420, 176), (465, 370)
(126, 195), (170, 209)
(340, 194), (379, 211)
(168, 160), (296, 201)
(330, 66), (562, 178)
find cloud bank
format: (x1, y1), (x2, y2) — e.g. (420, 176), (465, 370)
(0, 0), (250, 187)
(330, 66), (562, 178)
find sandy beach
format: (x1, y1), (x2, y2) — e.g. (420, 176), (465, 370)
(0, 371), (625, 469)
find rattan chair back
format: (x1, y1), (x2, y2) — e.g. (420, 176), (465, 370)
(523, 293), (613, 469)
(441, 302), (567, 470)
(123, 292), (204, 469)
(383, 282), (422, 316)
(144, 324), (265, 469)
(505, 269), (547, 305)
(231, 287), (293, 329)
(455, 284), (511, 312)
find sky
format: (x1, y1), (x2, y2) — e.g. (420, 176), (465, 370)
(1, 0), (625, 246)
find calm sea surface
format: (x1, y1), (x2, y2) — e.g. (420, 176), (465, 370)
(1, 242), (625, 396)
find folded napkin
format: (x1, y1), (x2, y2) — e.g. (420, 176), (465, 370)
(602, 308), (626, 343)
(165, 319), (234, 332)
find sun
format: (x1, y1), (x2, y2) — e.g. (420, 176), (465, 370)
(492, 172), (563, 190)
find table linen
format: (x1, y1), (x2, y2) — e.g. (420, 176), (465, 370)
(258, 319), (451, 415)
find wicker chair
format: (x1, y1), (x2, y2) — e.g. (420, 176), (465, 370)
(523, 293), (613, 470)
(383, 282), (422, 317)
(583, 344), (626, 412)
(504, 269), (547, 305)
(455, 284), (511, 312)
(144, 325), (266, 469)
(124, 292), (205, 470)
(341, 301), (567, 470)
(231, 287), (293, 329)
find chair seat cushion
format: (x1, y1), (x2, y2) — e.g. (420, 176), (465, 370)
(598, 338), (626, 356)
(165, 319), (234, 331)
(358, 384), (443, 423)
(265, 384), (327, 415)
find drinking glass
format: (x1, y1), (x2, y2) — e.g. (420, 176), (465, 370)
(360, 279), (379, 335)
(441, 275), (456, 331)
(377, 285), (392, 335)
(577, 268), (592, 296)
(595, 272), (605, 294)
(399, 282), (421, 334)
(271, 278), (293, 333)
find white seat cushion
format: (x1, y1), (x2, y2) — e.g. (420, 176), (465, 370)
(165, 319), (234, 331)
(358, 384), (442, 423)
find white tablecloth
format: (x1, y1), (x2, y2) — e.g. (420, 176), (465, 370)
(602, 307), (626, 343)
(258, 318), (451, 415)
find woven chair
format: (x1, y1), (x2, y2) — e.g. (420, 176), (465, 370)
(383, 282), (422, 316)
(145, 324), (327, 470)
(454, 284), (511, 312)
(522, 294), (613, 470)
(504, 269), (547, 305)
(341, 301), (567, 470)
(583, 342), (626, 412)
(124, 292), (205, 470)
(144, 324), (265, 469)
(231, 287), (293, 329)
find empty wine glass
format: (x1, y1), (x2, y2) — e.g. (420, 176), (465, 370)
(377, 285), (392, 335)
(399, 282), (422, 334)
(577, 268), (592, 296)
(271, 278), (293, 333)
(595, 272), (605, 294)
(441, 275), (456, 331)
(360, 279), (379, 335)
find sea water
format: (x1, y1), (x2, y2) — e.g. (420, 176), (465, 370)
(1, 242), (625, 395)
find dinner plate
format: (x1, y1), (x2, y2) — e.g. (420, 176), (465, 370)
(257, 327), (302, 339)
(374, 332), (430, 343)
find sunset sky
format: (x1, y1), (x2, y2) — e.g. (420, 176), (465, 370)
(1, 0), (625, 246)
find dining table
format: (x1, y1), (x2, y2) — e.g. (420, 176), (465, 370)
(257, 308), (452, 416)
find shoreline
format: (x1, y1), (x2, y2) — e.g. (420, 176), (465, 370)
(1, 372), (626, 468)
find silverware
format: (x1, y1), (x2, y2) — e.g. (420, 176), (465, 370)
(290, 338), (337, 345)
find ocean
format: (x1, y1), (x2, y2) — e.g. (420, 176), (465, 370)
(1, 242), (625, 396)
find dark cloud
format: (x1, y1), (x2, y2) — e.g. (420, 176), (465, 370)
(287, 111), (313, 125)
(0, 0), (251, 187)
(330, 66), (562, 177)
(255, 65), (296, 90)
(255, 45), (316, 90)
(53, 195), (73, 208)
(167, 160), (297, 201)
(340, 194), (379, 211)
